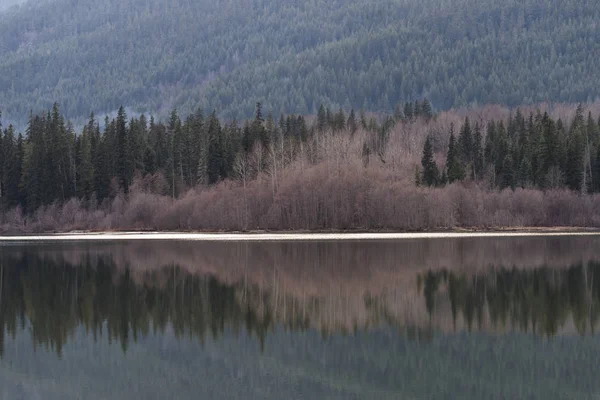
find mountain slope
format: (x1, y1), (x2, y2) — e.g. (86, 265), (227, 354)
(0, 0), (26, 11)
(0, 0), (599, 123)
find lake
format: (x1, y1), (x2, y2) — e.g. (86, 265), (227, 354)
(1, 235), (600, 399)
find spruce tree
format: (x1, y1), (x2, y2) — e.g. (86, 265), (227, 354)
(207, 111), (223, 184)
(116, 106), (128, 191)
(347, 109), (358, 134)
(565, 131), (584, 191)
(458, 117), (473, 166)
(414, 100), (423, 118)
(403, 102), (413, 121)
(473, 123), (483, 179)
(500, 151), (515, 190)
(421, 98), (433, 120)
(421, 136), (439, 186)
(446, 125), (465, 183)
(77, 128), (94, 199)
(3, 125), (21, 207)
(317, 104), (327, 132)
(595, 144), (600, 193)
(517, 158), (533, 188)
(334, 108), (346, 131)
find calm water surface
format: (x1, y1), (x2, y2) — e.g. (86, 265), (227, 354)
(2, 236), (600, 399)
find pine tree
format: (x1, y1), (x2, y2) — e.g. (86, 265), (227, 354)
(116, 106), (129, 191)
(473, 123), (483, 179)
(421, 98), (433, 120)
(446, 125), (465, 183)
(359, 110), (368, 129)
(317, 104), (327, 132)
(414, 100), (423, 117)
(458, 117), (473, 166)
(77, 128), (94, 199)
(170, 110), (186, 192)
(0, 112), (3, 203)
(334, 108), (346, 131)
(21, 113), (46, 212)
(3, 125), (21, 207)
(393, 104), (404, 122)
(421, 136), (439, 186)
(500, 151), (515, 190)
(595, 144), (600, 193)
(403, 102), (413, 121)
(15, 133), (24, 206)
(484, 121), (496, 173)
(517, 157), (533, 188)
(347, 109), (358, 134)
(565, 131), (585, 191)
(207, 111), (224, 184)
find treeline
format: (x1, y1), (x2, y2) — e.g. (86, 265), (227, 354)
(420, 105), (600, 192)
(0, 100), (435, 214)
(2, 101), (600, 232)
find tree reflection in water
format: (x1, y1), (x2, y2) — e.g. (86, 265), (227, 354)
(2, 237), (600, 357)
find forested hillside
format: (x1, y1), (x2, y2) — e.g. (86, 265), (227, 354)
(0, 0), (599, 124)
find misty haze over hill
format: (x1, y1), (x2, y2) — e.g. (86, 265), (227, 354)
(0, 0), (26, 11)
(0, 0), (599, 124)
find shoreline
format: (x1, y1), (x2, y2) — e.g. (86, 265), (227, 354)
(1, 227), (600, 241)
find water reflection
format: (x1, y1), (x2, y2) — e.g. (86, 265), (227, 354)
(2, 236), (600, 359)
(420, 264), (600, 336)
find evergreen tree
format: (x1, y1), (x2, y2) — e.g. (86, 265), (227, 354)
(421, 136), (439, 186)
(393, 104), (404, 122)
(317, 104), (327, 132)
(595, 144), (600, 193)
(116, 106), (129, 191)
(170, 110), (185, 192)
(446, 125), (465, 183)
(334, 108), (346, 131)
(458, 117), (473, 166)
(565, 131), (585, 192)
(347, 109), (358, 134)
(21, 113), (46, 212)
(207, 111), (224, 184)
(517, 157), (532, 188)
(77, 128), (94, 199)
(414, 100), (423, 118)
(2, 125), (21, 207)
(421, 98), (433, 120)
(484, 121), (496, 172)
(499, 150), (515, 190)
(403, 102), (413, 121)
(473, 123), (483, 179)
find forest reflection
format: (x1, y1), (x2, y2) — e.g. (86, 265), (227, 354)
(2, 237), (600, 358)
(420, 263), (600, 337)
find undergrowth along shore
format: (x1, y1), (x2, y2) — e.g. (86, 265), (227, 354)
(2, 164), (600, 233)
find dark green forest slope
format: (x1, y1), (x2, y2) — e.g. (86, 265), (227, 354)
(0, 0), (599, 124)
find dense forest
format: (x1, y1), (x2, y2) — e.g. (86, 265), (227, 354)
(0, 100), (430, 211)
(1, 101), (600, 231)
(419, 104), (600, 193)
(0, 0), (599, 124)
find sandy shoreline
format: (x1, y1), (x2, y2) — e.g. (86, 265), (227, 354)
(1, 228), (600, 241)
